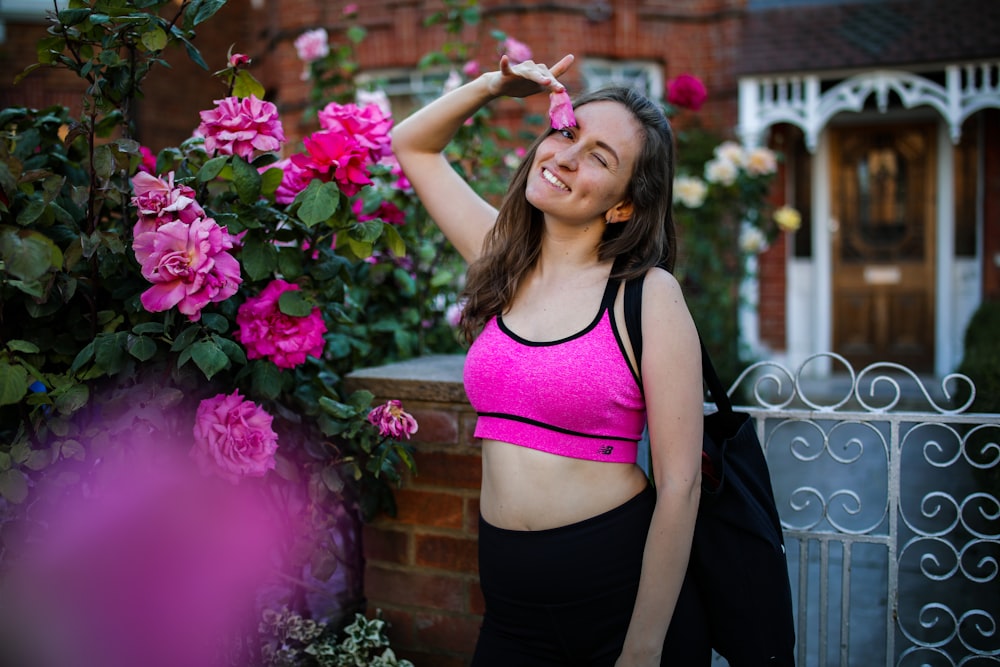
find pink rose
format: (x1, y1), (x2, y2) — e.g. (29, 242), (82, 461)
(367, 400), (418, 440)
(197, 95), (286, 161)
(294, 28), (329, 63)
(317, 101), (393, 162)
(292, 130), (372, 197)
(135, 217), (242, 320)
(235, 279), (326, 369)
(548, 90), (576, 129)
(131, 171), (206, 237)
(265, 157), (317, 205)
(667, 73), (708, 111)
(342, 3), (358, 16)
(229, 52), (250, 68)
(352, 198), (406, 226)
(138, 145), (157, 174)
(501, 36), (532, 64)
(192, 390), (278, 483)
(462, 60), (480, 78)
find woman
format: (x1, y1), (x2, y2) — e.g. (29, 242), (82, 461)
(391, 53), (708, 666)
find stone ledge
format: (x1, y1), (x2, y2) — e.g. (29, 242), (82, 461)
(345, 354), (469, 404)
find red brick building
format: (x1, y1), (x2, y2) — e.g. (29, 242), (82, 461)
(4, 0), (998, 376)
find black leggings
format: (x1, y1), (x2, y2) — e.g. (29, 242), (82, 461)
(471, 485), (710, 667)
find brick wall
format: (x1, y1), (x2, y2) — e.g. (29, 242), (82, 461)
(344, 355), (484, 667)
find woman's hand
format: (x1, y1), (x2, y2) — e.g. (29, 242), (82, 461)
(485, 54), (575, 99)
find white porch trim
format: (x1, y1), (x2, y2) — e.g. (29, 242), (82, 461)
(737, 63), (1000, 376)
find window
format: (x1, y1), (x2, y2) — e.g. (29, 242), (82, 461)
(355, 68), (450, 121)
(1, 0), (66, 42)
(580, 59), (663, 101)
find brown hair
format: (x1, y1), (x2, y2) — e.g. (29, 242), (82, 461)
(459, 86), (676, 343)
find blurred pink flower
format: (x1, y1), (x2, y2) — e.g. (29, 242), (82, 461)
(228, 53), (250, 68)
(352, 198), (406, 226)
(343, 3), (358, 15)
(548, 90), (576, 129)
(367, 399), (418, 440)
(266, 156), (317, 205)
(462, 60), (480, 78)
(197, 95), (286, 161)
(135, 217), (242, 320)
(131, 171), (205, 236)
(292, 130), (372, 197)
(235, 279), (326, 369)
(138, 145), (157, 174)
(192, 390), (278, 483)
(381, 155), (411, 191)
(501, 36), (532, 64)
(294, 28), (329, 63)
(667, 73), (708, 111)
(317, 101), (393, 162)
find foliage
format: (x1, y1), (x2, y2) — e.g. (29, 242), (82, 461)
(670, 123), (789, 383)
(957, 300), (1000, 414)
(260, 608), (414, 667)
(0, 0), (424, 643)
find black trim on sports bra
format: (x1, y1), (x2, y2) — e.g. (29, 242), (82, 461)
(476, 412), (637, 443)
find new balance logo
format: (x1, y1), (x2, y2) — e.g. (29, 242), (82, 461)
(598, 445), (614, 456)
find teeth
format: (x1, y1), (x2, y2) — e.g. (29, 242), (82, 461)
(542, 168), (569, 191)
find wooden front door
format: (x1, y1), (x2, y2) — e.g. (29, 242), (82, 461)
(830, 123), (936, 372)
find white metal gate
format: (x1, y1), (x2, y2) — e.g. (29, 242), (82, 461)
(728, 353), (999, 666)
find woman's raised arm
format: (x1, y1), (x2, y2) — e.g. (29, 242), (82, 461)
(390, 54), (574, 263)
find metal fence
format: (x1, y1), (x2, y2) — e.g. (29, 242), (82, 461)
(723, 353), (999, 666)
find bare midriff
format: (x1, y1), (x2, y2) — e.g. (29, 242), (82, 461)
(479, 439), (649, 531)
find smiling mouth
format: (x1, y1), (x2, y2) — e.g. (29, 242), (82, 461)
(541, 168), (569, 191)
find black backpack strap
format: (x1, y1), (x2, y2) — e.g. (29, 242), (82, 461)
(623, 273), (645, 386)
(622, 270), (732, 414)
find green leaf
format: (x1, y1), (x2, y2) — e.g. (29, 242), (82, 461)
(53, 382), (89, 415)
(57, 8), (92, 26)
(186, 0), (226, 26)
(171, 325), (201, 351)
(259, 166), (283, 198)
(140, 26), (168, 51)
(198, 155), (229, 182)
(295, 180), (340, 227)
(232, 70), (265, 99)
(200, 312), (229, 333)
(93, 333), (126, 375)
(0, 227), (61, 280)
(132, 322), (164, 334)
(347, 390), (374, 411)
(319, 396), (356, 419)
(127, 334), (157, 361)
(278, 289), (313, 317)
(93, 143), (115, 179)
(381, 223), (406, 258)
(69, 340), (95, 373)
(240, 234), (278, 281)
(216, 336), (247, 365)
(0, 470), (28, 504)
(251, 361), (282, 400)
(0, 362), (29, 406)
(190, 340), (229, 380)
(232, 155), (262, 204)
(6, 339), (41, 354)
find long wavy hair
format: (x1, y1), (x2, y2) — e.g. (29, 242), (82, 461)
(458, 86), (676, 343)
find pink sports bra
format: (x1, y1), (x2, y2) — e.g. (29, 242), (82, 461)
(463, 273), (645, 463)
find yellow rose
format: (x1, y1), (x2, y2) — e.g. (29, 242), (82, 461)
(773, 205), (802, 232)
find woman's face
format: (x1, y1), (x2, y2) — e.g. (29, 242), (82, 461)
(525, 100), (642, 227)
